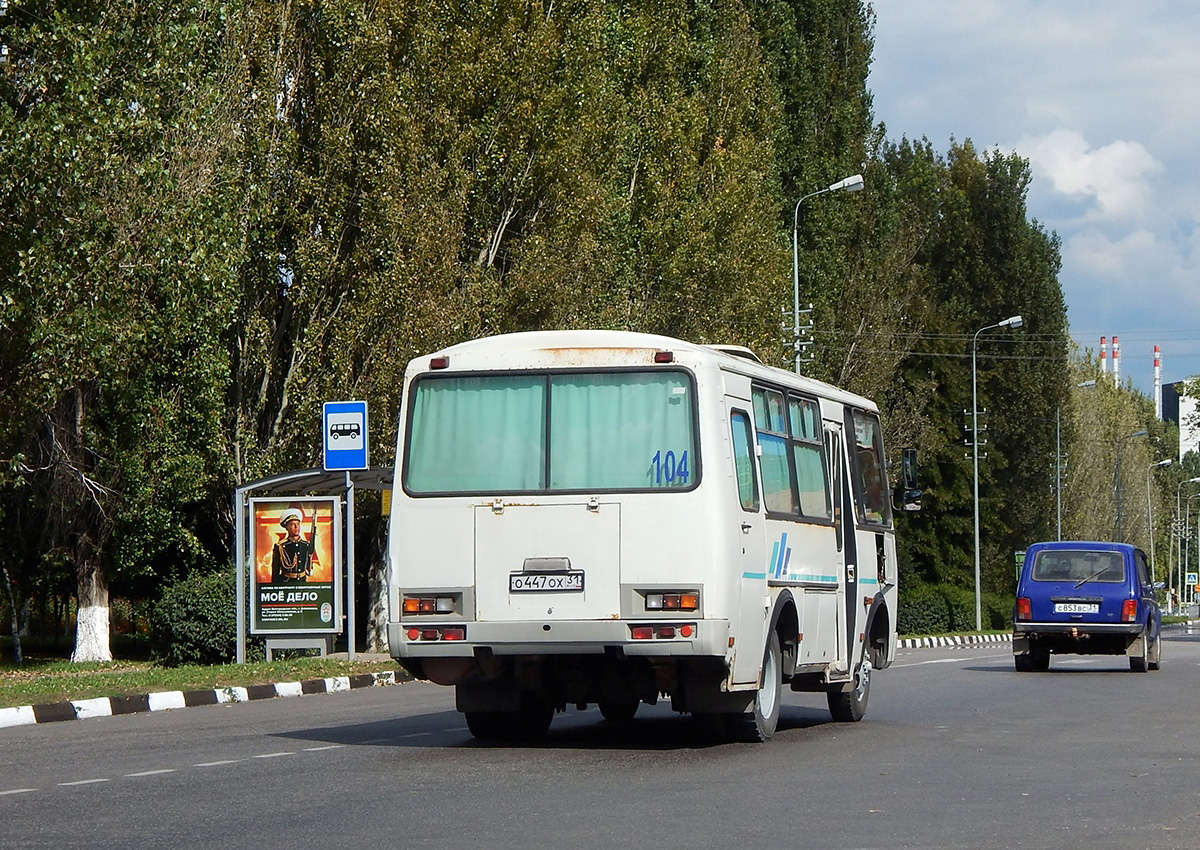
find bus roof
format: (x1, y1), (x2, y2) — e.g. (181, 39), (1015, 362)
(412, 330), (878, 411)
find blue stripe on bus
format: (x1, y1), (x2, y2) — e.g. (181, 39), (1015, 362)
(860, 577), (878, 585)
(742, 572), (768, 580)
(791, 574), (838, 583)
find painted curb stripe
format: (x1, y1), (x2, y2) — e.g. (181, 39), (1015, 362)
(3, 670), (400, 728)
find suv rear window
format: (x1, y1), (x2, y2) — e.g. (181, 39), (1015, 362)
(1031, 550), (1125, 583)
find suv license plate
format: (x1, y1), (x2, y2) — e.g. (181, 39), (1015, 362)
(1054, 602), (1099, 614)
(510, 572), (584, 593)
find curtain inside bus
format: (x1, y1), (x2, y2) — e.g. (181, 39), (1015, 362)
(404, 371), (695, 493)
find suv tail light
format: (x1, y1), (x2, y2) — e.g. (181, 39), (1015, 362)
(1016, 597), (1031, 621)
(1121, 599), (1138, 622)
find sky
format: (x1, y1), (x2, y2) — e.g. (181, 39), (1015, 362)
(867, 1), (1200, 395)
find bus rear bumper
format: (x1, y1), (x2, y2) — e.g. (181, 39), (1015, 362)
(388, 619), (731, 661)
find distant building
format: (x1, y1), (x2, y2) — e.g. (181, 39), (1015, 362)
(1163, 381), (1200, 459)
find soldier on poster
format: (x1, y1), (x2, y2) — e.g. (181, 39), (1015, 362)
(272, 507), (317, 583)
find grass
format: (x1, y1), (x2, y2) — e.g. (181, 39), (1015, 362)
(0, 652), (401, 710)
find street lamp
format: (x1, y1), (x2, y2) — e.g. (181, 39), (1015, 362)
(1171, 477), (1200, 610)
(1056, 379), (1097, 540)
(791, 173), (864, 373)
(972, 314), (1023, 631)
(1146, 458), (1172, 584)
(1114, 429), (1148, 541)
(1186, 492), (1200, 607)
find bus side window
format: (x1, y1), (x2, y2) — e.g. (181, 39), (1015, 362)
(730, 410), (760, 512)
(848, 410), (891, 526)
(826, 428), (844, 552)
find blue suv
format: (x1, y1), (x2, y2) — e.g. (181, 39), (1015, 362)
(1012, 541), (1161, 672)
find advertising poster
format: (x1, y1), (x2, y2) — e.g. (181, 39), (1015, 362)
(249, 497), (341, 634)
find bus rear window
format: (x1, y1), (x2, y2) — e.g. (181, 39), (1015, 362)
(404, 370), (697, 494)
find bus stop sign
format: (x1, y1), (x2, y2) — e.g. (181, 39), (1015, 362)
(323, 401), (368, 471)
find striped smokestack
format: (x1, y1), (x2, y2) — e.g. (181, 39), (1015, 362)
(1155, 345), (1162, 420)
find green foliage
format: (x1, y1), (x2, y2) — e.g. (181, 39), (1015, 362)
(896, 583), (951, 636)
(7, 0), (1164, 654)
(149, 569), (238, 667)
(898, 583), (1011, 635)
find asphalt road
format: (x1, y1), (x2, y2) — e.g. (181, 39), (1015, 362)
(4, 629), (1200, 850)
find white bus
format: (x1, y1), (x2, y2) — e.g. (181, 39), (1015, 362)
(386, 330), (919, 742)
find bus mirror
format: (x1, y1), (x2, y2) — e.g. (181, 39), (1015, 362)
(899, 448), (922, 512)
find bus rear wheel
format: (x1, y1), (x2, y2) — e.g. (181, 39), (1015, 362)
(729, 631), (782, 742)
(598, 699), (639, 723)
(827, 658), (870, 722)
(465, 693), (554, 742)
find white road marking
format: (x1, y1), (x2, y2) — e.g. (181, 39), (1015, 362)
(58, 778), (110, 786)
(0, 788), (37, 796)
(194, 759), (243, 767)
(303, 745), (345, 752)
(893, 652), (1011, 668)
(252, 752), (295, 759)
(125, 769), (177, 777)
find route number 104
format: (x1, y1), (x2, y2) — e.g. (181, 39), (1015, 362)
(650, 450), (690, 486)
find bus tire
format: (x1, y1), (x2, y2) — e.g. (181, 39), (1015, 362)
(827, 657), (870, 722)
(465, 693), (554, 741)
(729, 631), (782, 742)
(598, 699), (639, 723)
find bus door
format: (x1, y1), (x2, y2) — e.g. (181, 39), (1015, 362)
(847, 409), (892, 667)
(826, 422), (853, 673)
(728, 403), (768, 686)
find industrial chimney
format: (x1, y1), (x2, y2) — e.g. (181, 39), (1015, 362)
(1155, 345), (1162, 420)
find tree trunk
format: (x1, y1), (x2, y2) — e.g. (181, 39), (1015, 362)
(1, 565), (21, 665)
(364, 521), (389, 653)
(72, 558), (112, 662)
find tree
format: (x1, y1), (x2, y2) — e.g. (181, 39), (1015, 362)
(1, 0), (239, 660)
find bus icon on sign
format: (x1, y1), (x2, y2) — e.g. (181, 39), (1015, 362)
(323, 401), (368, 471)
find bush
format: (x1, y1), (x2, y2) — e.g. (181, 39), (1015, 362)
(897, 583), (951, 635)
(899, 582), (1014, 634)
(149, 568), (237, 667)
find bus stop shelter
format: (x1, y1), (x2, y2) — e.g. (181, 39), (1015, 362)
(233, 467), (393, 663)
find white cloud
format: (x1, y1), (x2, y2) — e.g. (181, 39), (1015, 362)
(1019, 130), (1162, 223)
(1065, 227), (1160, 281)
(869, 1), (1200, 391)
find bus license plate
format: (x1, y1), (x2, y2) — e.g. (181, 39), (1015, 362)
(1054, 602), (1099, 614)
(510, 572), (584, 593)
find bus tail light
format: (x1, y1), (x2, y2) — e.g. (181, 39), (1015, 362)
(406, 626), (466, 641)
(429, 356), (450, 370)
(1121, 599), (1138, 622)
(403, 596), (455, 614)
(630, 624), (695, 640)
(1016, 597), (1031, 621)
(644, 591), (700, 611)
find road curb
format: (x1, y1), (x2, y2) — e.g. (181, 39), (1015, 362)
(898, 633), (1012, 649)
(2, 633), (1024, 729)
(0, 671), (401, 729)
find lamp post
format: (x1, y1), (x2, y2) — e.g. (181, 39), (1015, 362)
(1186, 493), (1200, 607)
(1056, 379), (1097, 540)
(1114, 429), (1148, 542)
(972, 314), (1023, 631)
(791, 173), (864, 373)
(1171, 477), (1200, 611)
(1146, 458), (1172, 584)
